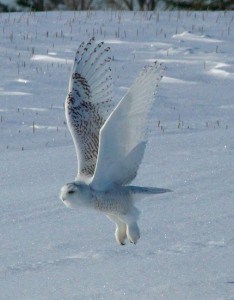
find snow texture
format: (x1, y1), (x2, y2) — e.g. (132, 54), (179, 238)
(0, 10), (234, 300)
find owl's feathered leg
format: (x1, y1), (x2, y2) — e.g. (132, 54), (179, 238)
(107, 214), (127, 245)
(118, 208), (140, 244)
(126, 222), (140, 244)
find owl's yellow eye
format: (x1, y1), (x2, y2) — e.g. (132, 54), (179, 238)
(68, 190), (75, 194)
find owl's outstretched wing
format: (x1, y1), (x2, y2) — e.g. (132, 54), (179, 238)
(91, 61), (164, 190)
(65, 38), (114, 182)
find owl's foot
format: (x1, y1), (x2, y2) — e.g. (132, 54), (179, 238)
(115, 223), (127, 245)
(126, 222), (140, 244)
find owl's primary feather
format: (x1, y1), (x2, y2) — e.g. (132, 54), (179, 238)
(61, 38), (170, 245)
(92, 61), (163, 190)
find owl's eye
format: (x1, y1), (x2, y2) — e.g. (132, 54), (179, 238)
(68, 190), (75, 194)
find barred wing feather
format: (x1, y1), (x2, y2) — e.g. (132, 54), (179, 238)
(65, 38), (114, 182)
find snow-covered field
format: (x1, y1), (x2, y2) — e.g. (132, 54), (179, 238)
(0, 10), (234, 299)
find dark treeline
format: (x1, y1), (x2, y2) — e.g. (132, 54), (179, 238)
(0, 0), (233, 12)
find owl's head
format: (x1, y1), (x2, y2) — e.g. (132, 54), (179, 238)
(60, 182), (91, 208)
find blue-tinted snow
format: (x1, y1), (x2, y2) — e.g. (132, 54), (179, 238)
(0, 11), (233, 300)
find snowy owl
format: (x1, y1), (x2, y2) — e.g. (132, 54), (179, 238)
(60, 37), (170, 245)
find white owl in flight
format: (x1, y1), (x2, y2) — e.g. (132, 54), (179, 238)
(60, 38), (170, 245)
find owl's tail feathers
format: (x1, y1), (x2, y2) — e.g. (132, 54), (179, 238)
(128, 185), (172, 201)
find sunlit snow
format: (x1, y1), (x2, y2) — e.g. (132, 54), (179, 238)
(0, 10), (233, 300)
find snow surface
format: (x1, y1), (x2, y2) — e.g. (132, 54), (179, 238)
(0, 10), (234, 300)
